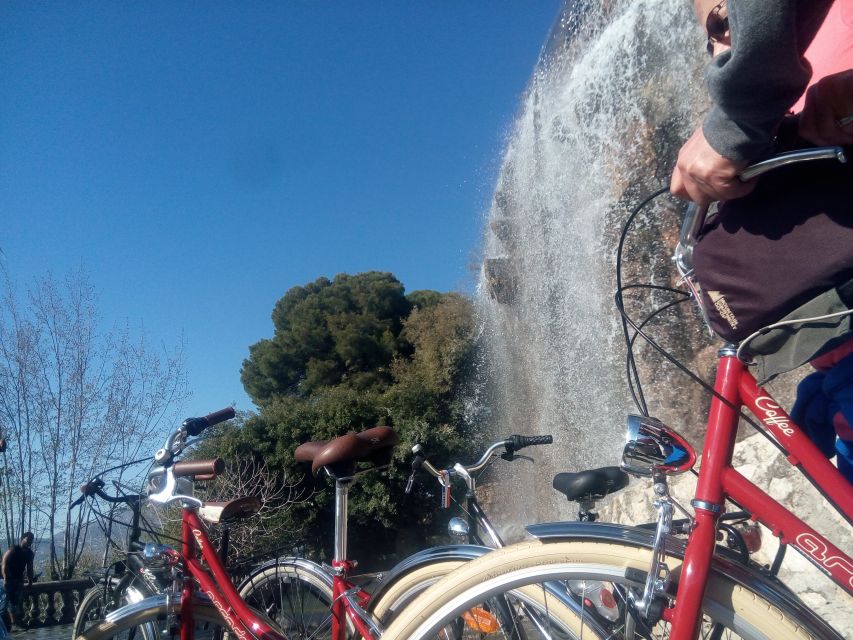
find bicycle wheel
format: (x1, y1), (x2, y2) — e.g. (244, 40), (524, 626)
(369, 557), (599, 639)
(74, 583), (153, 638)
(238, 559), (340, 640)
(381, 539), (822, 640)
(76, 600), (228, 640)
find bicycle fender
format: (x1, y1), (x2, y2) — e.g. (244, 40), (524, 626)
(371, 542), (613, 638)
(527, 521), (844, 640)
(235, 556), (333, 593)
(369, 544), (490, 603)
(102, 594), (172, 624)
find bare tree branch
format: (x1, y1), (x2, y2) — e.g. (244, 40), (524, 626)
(0, 268), (189, 577)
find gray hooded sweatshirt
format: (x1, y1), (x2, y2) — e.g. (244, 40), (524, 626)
(703, 0), (835, 162)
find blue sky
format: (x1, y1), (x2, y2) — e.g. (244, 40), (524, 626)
(1, 3), (560, 417)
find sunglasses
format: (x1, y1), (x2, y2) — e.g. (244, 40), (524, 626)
(706, 0), (730, 53)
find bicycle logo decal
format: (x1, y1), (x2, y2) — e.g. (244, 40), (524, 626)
(203, 586), (249, 640)
(754, 397), (795, 436)
(796, 532), (853, 588)
(192, 528), (206, 550)
(193, 528), (251, 639)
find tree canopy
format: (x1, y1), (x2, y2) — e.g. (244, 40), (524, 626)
(241, 272), (414, 402)
(223, 272), (478, 560)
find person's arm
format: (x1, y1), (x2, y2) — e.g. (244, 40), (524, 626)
(672, 0), (833, 203)
(702, 0), (826, 162)
(1, 551), (9, 582)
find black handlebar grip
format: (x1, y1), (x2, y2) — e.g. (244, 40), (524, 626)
(205, 407), (236, 426)
(183, 407), (236, 436)
(80, 478), (105, 496)
(508, 434), (554, 450)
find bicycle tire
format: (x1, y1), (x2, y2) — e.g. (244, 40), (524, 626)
(76, 600), (227, 640)
(74, 582), (153, 638)
(368, 557), (601, 639)
(381, 539), (826, 640)
(238, 559), (343, 640)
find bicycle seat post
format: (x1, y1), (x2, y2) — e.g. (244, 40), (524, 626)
(333, 476), (353, 566)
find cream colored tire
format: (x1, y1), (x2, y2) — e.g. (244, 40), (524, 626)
(369, 558), (599, 638)
(381, 539), (818, 640)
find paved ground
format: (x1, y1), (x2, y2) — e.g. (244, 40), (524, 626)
(10, 624), (71, 640)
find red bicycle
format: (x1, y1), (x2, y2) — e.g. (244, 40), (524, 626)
(377, 147), (852, 640)
(78, 409), (587, 640)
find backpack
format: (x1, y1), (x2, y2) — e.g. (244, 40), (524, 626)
(692, 141), (853, 382)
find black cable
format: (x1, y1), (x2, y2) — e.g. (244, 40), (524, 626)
(618, 284), (692, 407)
(615, 189), (789, 457)
(618, 297), (788, 456)
(94, 456), (152, 479)
(615, 186), (672, 414)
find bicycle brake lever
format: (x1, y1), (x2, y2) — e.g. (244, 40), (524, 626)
(406, 451), (426, 495)
(500, 453), (534, 464)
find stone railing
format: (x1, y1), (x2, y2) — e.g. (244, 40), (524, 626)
(21, 578), (92, 628)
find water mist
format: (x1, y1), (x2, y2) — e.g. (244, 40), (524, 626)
(474, 0), (708, 534)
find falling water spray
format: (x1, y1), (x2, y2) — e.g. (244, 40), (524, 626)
(472, 0), (708, 533)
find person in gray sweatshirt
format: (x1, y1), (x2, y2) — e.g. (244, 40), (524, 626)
(670, 0), (849, 205)
(675, 1), (853, 486)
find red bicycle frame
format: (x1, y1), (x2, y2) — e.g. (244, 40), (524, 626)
(180, 510), (282, 640)
(178, 509), (376, 640)
(667, 348), (853, 639)
(330, 560), (375, 640)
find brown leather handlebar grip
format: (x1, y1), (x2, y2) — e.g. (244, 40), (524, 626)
(173, 458), (225, 478)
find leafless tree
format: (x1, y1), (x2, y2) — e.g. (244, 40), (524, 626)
(199, 456), (307, 561)
(0, 286), (46, 547)
(0, 268), (188, 578)
(151, 456), (307, 565)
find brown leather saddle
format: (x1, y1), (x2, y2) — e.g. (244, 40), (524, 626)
(295, 426), (399, 477)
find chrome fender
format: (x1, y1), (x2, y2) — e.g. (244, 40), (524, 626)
(236, 555), (333, 592)
(527, 521), (844, 640)
(103, 594), (171, 624)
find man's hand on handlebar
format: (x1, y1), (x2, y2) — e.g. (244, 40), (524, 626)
(670, 127), (754, 206)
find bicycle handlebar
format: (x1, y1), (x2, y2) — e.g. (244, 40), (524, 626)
(413, 434), (553, 481)
(506, 434), (553, 451)
(173, 458), (225, 478)
(183, 407), (236, 437)
(155, 407), (235, 467)
(72, 478), (144, 509)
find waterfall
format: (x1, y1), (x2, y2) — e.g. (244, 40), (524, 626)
(474, 0), (709, 533)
